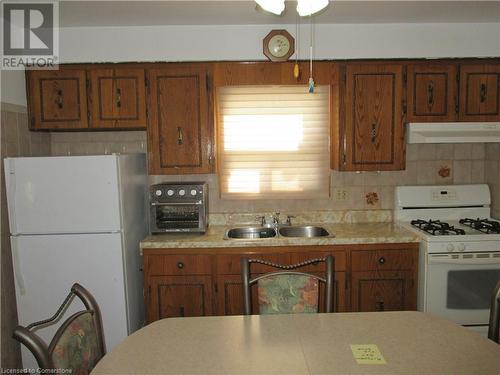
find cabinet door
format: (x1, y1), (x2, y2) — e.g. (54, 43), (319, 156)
(351, 270), (416, 312)
(147, 275), (213, 322)
(89, 67), (146, 129)
(147, 65), (213, 174)
(459, 64), (500, 121)
(342, 64), (405, 171)
(407, 64), (458, 122)
(27, 69), (88, 130)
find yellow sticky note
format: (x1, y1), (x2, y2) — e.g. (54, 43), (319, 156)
(350, 344), (386, 365)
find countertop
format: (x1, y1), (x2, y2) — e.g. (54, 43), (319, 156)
(140, 222), (420, 249)
(91, 311), (500, 375)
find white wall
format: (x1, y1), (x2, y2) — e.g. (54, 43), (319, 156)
(59, 23), (500, 63)
(1, 71), (27, 107)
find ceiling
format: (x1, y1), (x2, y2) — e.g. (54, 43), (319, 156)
(59, 1), (500, 27)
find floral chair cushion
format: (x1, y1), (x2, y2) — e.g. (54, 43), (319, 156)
(51, 312), (101, 375)
(257, 274), (319, 314)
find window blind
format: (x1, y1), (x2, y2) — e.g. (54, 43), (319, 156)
(217, 85), (330, 199)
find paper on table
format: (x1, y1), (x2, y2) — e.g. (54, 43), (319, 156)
(350, 344), (386, 365)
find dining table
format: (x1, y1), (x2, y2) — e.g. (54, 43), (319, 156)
(91, 311), (500, 375)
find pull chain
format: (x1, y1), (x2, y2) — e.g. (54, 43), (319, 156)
(308, 16), (315, 93)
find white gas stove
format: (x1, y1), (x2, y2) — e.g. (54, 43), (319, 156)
(395, 184), (500, 337)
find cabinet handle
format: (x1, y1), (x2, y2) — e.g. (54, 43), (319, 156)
(370, 123), (378, 143)
(116, 87), (122, 108)
(480, 83), (487, 103)
(177, 127), (184, 145)
(378, 257), (386, 265)
(180, 306), (185, 317)
(376, 301), (385, 311)
(55, 89), (64, 109)
(427, 81), (434, 108)
(176, 261), (184, 269)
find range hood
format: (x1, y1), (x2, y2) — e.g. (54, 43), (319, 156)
(407, 122), (500, 143)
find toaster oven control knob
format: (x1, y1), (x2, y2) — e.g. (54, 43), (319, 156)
(190, 189), (197, 196)
(155, 189), (162, 197)
(167, 189), (174, 196)
(446, 244), (455, 252)
(178, 189), (186, 196)
(458, 243), (466, 252)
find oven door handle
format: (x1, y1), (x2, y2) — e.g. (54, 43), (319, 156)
(428, 256), (500, 265)
(151, 201), (203, 206)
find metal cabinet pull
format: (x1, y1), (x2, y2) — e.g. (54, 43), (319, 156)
(55, 89), (64, 109)
(480, 83), (487, 103)
(177, 261), (184, 269)
(376, 301), (385, 311)
(378, 257), (386, 265)
(371, 123), (378, 143)
(116, 87), (122, 108)
(177, 127), (184, 145)
(427, 81), (434, 108)
(179, 306), (185, 317)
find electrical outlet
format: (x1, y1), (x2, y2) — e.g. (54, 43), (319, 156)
(334, 188), (349, 202)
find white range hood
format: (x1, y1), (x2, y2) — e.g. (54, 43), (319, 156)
(406, 122), (500, 143)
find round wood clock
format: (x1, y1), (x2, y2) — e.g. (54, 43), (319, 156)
(263, 30), (295, 62)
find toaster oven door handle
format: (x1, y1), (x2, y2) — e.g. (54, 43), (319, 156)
(151, 201), (203, 206)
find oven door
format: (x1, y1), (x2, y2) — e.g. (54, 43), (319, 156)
(425, 252), (500, 328)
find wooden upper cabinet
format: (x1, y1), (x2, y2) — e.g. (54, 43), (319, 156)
(147, 64), (213, 174)
(459, 64), (500, 121)
(407, 64), (458, 122)
(341, 63), (405, 171)
(27, 68), (88, 130)
(88, 67), (146, 129)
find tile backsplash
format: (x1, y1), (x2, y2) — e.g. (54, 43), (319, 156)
(27, 129), (498, 217)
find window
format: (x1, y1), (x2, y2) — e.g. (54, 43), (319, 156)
(217, 85), (330, 199)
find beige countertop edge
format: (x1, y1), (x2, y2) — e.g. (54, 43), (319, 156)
(140, 223), (421, 250)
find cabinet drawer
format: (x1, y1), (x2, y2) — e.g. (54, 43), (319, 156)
(288, 251), (346, 272)
(351, 250), (415, 271)
(216, 254), (285, 275)
(147, 254), (212, 276)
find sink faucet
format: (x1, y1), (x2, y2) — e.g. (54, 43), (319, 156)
(286, 215), (296, 226)
(255, 215), (266, 226)
(272, 212), (281, 227)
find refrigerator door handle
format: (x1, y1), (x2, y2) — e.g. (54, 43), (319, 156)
(11, 240), (26, 295)
(6, 160), (18, 234)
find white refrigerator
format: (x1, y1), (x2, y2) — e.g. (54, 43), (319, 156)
(4, 154), (148, 369)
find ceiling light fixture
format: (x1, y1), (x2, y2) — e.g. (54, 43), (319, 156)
(296, 0), (329, 16)
(255, 0), (329, 17)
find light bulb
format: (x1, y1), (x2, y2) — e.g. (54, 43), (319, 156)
(296, 0), (329, 16)
(255, 0), (285, 15)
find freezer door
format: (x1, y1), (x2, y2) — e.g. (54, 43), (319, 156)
(4, 156), (122, 234)
(11, 233), (132, 369)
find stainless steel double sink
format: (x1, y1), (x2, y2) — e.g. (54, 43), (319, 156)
(224, 225), (332, 240)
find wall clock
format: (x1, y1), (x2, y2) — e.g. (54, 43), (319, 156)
(263, 30), (295, 62)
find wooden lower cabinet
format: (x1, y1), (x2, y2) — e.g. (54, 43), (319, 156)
(147, 275), (213, 321)
(350, 270), (416, 312)
(143, 243), (418, 323)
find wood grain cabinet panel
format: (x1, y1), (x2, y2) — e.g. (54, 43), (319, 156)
(147, 64), (213, 174)
(88, 67), (146, 129)
(27, 68), (88, 130)
(351, 270), (416, 312)
(407, 64), (458, 122)
(148, 275), (213, 322)
(459, 64), (500, 121)
(342, 64), (405, 171)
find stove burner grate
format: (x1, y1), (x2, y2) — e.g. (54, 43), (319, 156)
(411, 219), (466, 236)
(459, 218), (500, 234)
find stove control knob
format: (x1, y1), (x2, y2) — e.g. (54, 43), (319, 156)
(178, 189), (186, 196)
(446, 244), (455, 252)
(155, 189), (162, 197)
(457, 243), (466, 252)
(190, 189), (197, 196)
(167, 189), (174, 196)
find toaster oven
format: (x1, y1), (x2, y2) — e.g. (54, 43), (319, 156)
(150, 182), (208, 233)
